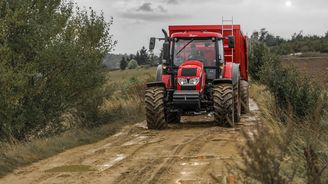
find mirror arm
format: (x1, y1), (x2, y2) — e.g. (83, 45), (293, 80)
(162, 29), (169, 41)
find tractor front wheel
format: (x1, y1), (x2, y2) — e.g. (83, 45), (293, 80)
(145, 87), (167, 130)
(213, 84), (235, 127)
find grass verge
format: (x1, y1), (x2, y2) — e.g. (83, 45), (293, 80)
(0, 68), (155, 178)
(241, 82), (328, 184)
(0, 114), (144, 177)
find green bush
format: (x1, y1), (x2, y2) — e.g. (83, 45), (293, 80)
(0, 1), (116, 141)
(259, 51), (322, 120)
(249, 38), (324, 120)
(128, 59), (138, 69)
(249, 41), (270, 81)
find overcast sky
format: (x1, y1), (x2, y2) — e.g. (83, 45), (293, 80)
(74, 0), (328, 54)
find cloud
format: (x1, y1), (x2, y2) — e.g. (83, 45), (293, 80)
(165, 0), (179, 4)
(137, 3), (153, 12)
(121, 12), (187, 21)
(121, 2), (174, 21)
(135, 3), (168, 13)
(158, 5), (167, 13)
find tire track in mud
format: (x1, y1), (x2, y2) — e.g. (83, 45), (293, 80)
(0, 99), (260, 184)
(114, 129), (211, 184)
(145, 129), (213, 184)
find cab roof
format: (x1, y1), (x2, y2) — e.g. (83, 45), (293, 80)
(171, 31), (222, 38)
(169, 25), (242, 38)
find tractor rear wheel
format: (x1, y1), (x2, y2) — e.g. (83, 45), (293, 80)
(145, 87), (167, 130)
(213, 84), (235, 127)
(166, 112), (181, 124)
(233, 80), (241, 122)
(240, 80), (249, 114)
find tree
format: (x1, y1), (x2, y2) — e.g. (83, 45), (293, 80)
(249, 39), (270, 81)
(128, 59), (138, 69)
(127, 54), (134, 61)
(0, 0), (116, 140)
(135, 51), (141, 65)
(120, 57), (128, 70)
(135, 46), (149, 65)
(139, 46), (149, 65)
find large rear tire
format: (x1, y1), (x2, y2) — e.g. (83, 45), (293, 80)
(145, 87), (167, 130)
(213, 84), (235, 127)
(240, 80), (249, 114)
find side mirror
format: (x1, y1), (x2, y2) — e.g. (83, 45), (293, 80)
(162, 41), (170, 62)
(228, 36), (235, 48)
(149, 37), (156, 50)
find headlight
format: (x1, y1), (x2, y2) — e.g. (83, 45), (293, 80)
(178, 78), (188, 86)
(178, 77), (200, 86)
(189, 78), (200, 85)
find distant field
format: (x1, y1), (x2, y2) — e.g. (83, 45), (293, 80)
(283, 55), (328, 86)
(106, 67), (156, 83)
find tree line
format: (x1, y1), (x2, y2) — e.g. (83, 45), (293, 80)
(251, 28), (328, 55)
(119, 46), (160, 70)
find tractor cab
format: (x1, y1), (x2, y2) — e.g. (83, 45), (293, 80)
(171, 32), (225, 88)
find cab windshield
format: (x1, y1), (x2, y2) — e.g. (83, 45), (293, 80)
(174, 39), (221, 67)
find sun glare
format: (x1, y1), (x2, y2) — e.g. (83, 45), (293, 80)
(285, 1), (292, 7)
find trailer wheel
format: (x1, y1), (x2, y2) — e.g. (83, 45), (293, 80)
(240, 80), (249, 114)
(213, 84), (235, 127)
(145, 87), (168, 130)
(166, 112), (181, 124)
(233, 80), (241, 122)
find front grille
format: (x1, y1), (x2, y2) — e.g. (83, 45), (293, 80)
(181, 86), (196, 90)
(181, 68), (197, 77)
(173, 91), (201, 110)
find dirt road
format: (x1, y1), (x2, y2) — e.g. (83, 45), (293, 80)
(0, 99), (259, 184)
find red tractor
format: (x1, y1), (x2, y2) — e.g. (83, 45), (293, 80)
(145, 24), (249, 129)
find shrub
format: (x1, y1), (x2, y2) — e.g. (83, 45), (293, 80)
(120, 57), (128, 70)
(259, 53), (322, 120)
(128, 59), (138, 69)
(249, 41), (270, 81)
(0, 1), (116, 141)
(249, 38), (323, 120)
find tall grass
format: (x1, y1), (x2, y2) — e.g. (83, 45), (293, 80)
(240, 40), (328, 183)
(241, 83), (328, 184)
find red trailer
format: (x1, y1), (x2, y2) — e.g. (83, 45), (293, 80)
(145, 24), (249, 129)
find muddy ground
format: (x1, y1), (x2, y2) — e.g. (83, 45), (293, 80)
(0, 99), (260, 184)
(283, 56), (328, 86)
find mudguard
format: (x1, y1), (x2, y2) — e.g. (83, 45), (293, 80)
(156, 65), (163, 81)
(147, 65), (169, 88)
(231, 63), (240, 85)
(146, 81), (166, 88)
(213, 63), (240, 85)
(212, 79), (233, 85)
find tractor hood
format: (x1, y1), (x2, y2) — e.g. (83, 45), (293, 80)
(177, 60), (205, 92)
